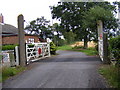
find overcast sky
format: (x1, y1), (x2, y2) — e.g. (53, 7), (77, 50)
(0, 0), (119, 27)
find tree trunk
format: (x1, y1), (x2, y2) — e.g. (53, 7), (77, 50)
(84, 35), (88, 49)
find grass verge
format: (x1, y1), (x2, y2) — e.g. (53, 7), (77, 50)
(57, 45), (73, 50)
(57, 45), (98, 56)
(2, 66), (26, 82)
(73, 48), (98, 56)
(99, 65), (119, 88)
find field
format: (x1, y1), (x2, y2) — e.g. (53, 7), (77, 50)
(70, 41), (96, 48)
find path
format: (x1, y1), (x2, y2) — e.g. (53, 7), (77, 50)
(3, 50), (108, 88)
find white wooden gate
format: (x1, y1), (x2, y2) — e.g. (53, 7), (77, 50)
(26, 42), (50, 64)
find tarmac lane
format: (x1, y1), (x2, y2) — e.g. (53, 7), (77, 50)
(2, 50), (108, 88)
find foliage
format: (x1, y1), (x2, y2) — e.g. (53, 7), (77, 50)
(57, 39), (67, 46)
(64, 31), (76, 44)
(50, 42), (57, 55)
(99, 65), (119, 88)
(25, 16), (53, 39)
(52, 35), (67, 46)
(50, 2), (118, 48)
(52, 23), (68, 46)
(109, 35), (120, 65)
(2, 66), (25, 82)
(2, 45), (18, 51)
(82, 6), (118, 33)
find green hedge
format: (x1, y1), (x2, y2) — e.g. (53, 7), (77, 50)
(2, 45), (18, 50)
(109, 36), (120, 60)
(109, 35), (120, 66)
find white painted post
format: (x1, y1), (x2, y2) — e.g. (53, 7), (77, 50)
(97, 20), (103, 61)
(48, 43), (51, 57)
(42, 44), (45, 58)
(47, 38), (51, 57)
(15, 46), (19, 66)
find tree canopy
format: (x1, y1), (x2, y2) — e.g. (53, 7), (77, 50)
(50, 2), (119, 48)
(25, 16), (53, 39)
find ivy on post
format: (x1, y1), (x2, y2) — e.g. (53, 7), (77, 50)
(18, 14), (26, 66)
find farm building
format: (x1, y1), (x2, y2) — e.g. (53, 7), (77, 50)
(1, 14), (40, 45)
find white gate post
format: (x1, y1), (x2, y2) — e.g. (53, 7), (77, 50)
(97, 20), (110, 64)
(15, 46), (19, 66)
(97, 20), (103, 61)
(47, 38), (51, 57)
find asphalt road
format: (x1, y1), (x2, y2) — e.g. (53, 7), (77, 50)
(3, 50), (108, 88)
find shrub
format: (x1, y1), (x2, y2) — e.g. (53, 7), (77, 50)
(50, 42), (57, 55)
(109, 36), (120, 66)
(2, 45), (18, 51)
(58, 39), (67, 46)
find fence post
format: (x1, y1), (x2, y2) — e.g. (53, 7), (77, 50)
(103, 32), (110, 64)
(48, 43), (51, 57)
(15, 46), (19, 66)
(18, 14), (26, 66)
(97, 20), (103, 61)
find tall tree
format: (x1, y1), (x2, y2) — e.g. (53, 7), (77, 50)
(50, 2), (118, 48)
(82, 6), (118, 41)
(25, 16), (53, 40)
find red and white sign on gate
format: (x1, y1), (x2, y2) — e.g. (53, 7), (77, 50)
(38, 48), (42, 55)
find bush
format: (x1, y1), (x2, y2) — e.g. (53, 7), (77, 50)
(57, 39), (67, 46)
(109, 36), (120, 66)
(64, 31), (76, 44)
(2, 45), (18, 50)
(109, 36), (120, 60)
(50, 42), (57, 55)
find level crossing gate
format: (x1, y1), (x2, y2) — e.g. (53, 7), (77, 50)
(26, 42), (50, 64)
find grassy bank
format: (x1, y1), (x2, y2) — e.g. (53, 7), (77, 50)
(57, 45), (73, 50)
(72, 47), (98, 56)
(99, 65), (119, 88)
(2, 66), (26, 82)
(57, 45), (98, 56)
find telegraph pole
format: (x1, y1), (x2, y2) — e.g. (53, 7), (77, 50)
(18, 14), (26, 66)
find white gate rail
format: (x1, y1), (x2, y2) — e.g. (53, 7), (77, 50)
(26, 42), (50, 63)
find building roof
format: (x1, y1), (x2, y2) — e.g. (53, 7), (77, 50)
(2, 23), (38, 37)
(2, 24), (18, 34)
